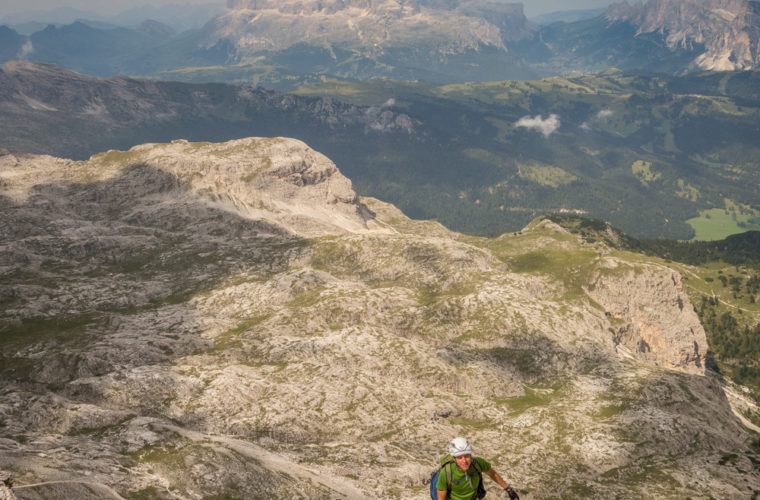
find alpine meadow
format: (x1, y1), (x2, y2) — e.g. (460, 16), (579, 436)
(1, 1), (760, 499)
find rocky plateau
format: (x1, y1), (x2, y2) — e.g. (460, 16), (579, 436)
(0, 137), (759, 499)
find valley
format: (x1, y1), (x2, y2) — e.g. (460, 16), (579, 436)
(2, 61), (760, 240)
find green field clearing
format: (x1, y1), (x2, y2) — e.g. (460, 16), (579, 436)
(686, 209), (760, 241)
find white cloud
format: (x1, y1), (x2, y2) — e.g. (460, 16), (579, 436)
(597, 109), (614, 119)
(515, 114), (560, 137)
(382, 98), (396, 107)
(17, 40), (34, 59)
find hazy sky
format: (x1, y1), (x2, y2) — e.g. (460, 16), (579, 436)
(0, 0), (622, 20)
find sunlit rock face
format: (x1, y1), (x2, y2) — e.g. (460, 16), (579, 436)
(1, 139), (759, 499)
(606, 0), (760, 71)
(213, 0), (534, 54)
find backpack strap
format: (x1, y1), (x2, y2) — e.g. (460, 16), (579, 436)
(472, 460), (486, 499)
(444, 462), (453, 498)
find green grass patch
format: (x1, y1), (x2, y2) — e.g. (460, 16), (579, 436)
(676, 179), (700, 202)
(517, 162), (578, 188)
(496, 386), (556, 416)
(508, 249), (598, 298)
(597, 405), (624, 419)
(210, 314), (271, 352)
(125, 487), (165, 500)
(632, 160), (661, 186)
(129, 444), (186, 467)
(0, 313), (102, 350)
(687, 209), (760, 241)
(509, 249), (595, 275)
(287, 286), (326, 308)
(449, 416), (492, 430)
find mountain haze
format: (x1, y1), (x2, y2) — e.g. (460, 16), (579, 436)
(1, 138), (759, 499)
(4, 61), (760, 240)
(198, 0), (538, 82)
(2, 0), (760, 82)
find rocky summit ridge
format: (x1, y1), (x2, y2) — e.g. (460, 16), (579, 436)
(1, 138), (759, 499)
(607, 0), (760, 71)
(209, 0), (534, 55)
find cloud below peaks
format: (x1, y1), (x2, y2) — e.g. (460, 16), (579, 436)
(515, 114), (560, 137)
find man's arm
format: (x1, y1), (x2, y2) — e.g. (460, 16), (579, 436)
(437, 488), (447, 500)
(486, 468), (509, 489)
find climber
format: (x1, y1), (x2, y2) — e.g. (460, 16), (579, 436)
(432, 437), (519, 500)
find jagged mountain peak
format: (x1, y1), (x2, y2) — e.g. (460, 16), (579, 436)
(606, 0), (760, 70)
(227, 0), (474, 12)
(209, 0), (533, 57)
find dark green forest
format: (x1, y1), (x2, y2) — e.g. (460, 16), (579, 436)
(635, 232), (760, 267)
(4, 64), (760, 240)
(295, 70), (760, 240)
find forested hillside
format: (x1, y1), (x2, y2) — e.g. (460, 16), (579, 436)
(3, 62), (760, 240)
(294, 70), (760, 239)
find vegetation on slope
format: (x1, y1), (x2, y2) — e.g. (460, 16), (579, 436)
(4, 65), (760, 240)
(293, 70), (760, 240)
(546, 214), (760, 410)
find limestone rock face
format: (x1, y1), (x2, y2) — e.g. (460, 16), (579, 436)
(0, 472), (17, 500)
(586, 258), (707, 373)
(106, 137), (383, 237)
(606, 0), (760, 71)
(210, 0), (534, 55)
(1, 139), (759, 499)
(1, 137), (381, 239)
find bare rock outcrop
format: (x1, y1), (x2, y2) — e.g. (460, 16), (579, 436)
(586, 257), (707, 373)
(1, 139), (758, 499)
(211, 0), (535, 55)
(0, 472), (16, 500)
(1, 137), (384, 238)
(606, 0), (760, 71)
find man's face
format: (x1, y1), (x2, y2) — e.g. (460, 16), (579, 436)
(454, 453), (472, 471)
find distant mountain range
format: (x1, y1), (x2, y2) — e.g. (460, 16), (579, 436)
(1, 0), (760, 85)
(538, 0), (760, 74)
(0, 3), (227, 32)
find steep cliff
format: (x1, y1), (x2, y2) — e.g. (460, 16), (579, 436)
(196, 0), (537, 82)
(217, 0), (534, 50)
(606, 0), (760, 71)
(587, 259), (707, 373)
(1, 139), (758, 499)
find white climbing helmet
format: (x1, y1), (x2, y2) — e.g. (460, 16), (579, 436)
(449, 437), (473, 457)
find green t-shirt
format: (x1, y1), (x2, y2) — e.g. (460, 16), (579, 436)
(435, 457), (491, 500)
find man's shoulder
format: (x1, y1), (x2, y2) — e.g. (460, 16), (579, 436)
(473, 457), (491, 471)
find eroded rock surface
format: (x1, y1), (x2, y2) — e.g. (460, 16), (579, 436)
(1, 139), (758, 499)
